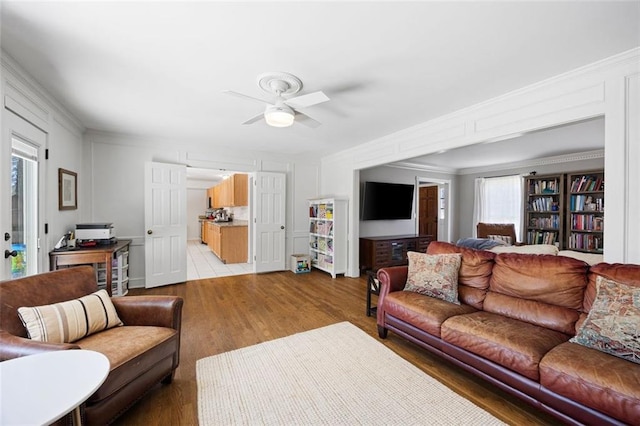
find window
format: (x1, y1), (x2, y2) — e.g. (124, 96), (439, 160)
(473, 175), (523, 240)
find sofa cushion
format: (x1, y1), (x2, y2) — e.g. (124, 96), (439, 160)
(77, 325), (178, 402)
(540, 342), (640, 425)
(17, 289), (122, 343)
(383, 291), (476, 337)
(442, 311), (570, 381)
(570, 276), (640, 364)
(427, 241), (495, 309)
(557, 250), (603, 265)
(404, 252), (461, 304)
(485, 253), (588, 333)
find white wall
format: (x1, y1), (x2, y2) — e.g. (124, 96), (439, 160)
(322, 48), (640, 276)
(359, 165), (456, 238)
(186, 188), (207, 240)
(84, 131), (321, 288)
(455, 117), (606, 240)
(456, 155), (605, 241)
(1, 52), (85, 272)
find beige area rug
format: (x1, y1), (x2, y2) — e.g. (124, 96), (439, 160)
(197, 321), (506, 425)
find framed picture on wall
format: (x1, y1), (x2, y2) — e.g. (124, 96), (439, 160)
(58, 168), (77, 210)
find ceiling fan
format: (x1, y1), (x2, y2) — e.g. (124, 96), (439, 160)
(223, 72), (329, 128)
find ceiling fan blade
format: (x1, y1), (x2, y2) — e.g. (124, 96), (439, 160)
(295, 111), (322, 128)
(284, 91), (330, 109)
(241, 112), (264, 125)
(223, 90), (270, 105)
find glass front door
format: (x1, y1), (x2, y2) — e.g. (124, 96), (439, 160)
(2, 109), (47, 280)
(11, 138), (39, 278)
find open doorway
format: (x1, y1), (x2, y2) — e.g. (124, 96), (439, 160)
(186, 168), (252, 280)
(416, 178), (451, 242)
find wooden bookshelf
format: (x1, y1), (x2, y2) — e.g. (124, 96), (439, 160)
(524, 174), (564, 247)
(566, 170), (604, 254)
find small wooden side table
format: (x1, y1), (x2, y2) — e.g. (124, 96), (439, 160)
(49, 239), (131, 296)
(366, 269), (380, 317)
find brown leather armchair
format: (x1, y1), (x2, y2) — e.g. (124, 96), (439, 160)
(476, 222), (522, 245)
(0, 266), (183, 425)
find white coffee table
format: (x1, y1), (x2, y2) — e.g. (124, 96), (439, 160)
(0, 349), (109, 425)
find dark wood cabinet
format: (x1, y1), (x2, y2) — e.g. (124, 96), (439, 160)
(359, 234), (432, 272)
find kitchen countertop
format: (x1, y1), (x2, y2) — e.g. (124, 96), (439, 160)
(199, 219), (248, 227)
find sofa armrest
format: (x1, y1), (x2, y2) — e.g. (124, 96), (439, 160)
(377, 266), (408, 294)
(376, 266), (408, 329)
(111, 296), (183, 330)
(0, 330), (80, 361)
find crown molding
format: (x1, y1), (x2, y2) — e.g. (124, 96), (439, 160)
(383, 149), (605, 176)
(458, 149), (605, 175)
(385, 161), (458, 175)
(1, 49), (84, 133)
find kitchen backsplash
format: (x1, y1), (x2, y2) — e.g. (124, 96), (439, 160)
(229, 206), (249, 221)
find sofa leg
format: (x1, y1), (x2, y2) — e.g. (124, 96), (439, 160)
(161, 371), (175, 385)
(377, 325), (388, 339)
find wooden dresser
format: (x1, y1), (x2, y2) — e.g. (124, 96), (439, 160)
(359, 234), (433, 272)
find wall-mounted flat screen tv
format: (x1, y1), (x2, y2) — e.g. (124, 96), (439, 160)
(361, 181), (415, 220)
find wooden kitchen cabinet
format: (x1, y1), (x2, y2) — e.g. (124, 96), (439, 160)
(207, 222), (247, 263)
(220, 174), (248, 207)
(201, 220), (208, 244)
(207, 173), (248, 208)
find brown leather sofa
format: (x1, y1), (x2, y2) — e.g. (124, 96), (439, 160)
(377, 241), (640, 425)
(0, 266), (183, 425)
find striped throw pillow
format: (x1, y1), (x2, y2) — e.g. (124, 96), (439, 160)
(18, 289), (123, 343)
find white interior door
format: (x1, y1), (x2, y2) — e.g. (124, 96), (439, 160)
(253, 172), (286, 273)
(1, 110), (47, 280)
(144, 162), (187, 288)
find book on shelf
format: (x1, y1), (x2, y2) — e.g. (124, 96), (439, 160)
(527, 230), (558, 245)
(529, 215), (559, 229)
(570, 175), (604, 193)
(529, 197), (557, 212)
(529, 179), (558, 195)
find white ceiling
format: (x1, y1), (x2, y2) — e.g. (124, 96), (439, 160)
(1, 1), (639, 168)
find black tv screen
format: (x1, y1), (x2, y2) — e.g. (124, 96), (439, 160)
(361, 181), (415, 220)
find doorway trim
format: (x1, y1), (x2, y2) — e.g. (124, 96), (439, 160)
(415, 177), (452, 243)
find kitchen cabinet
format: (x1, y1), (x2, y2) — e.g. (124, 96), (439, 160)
(213, 185), (221, 208)
(206, 221), (247, 263)
(201, 220), (210, 244)
(207, 173), (247, 208)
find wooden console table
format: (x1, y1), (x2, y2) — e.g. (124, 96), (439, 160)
(359, 234), (433, 272)
(49, 239), (131, 297)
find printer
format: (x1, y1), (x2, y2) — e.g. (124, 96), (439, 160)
(75, 223), (116, 242)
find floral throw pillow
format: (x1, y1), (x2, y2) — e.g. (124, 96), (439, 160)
(404, 252), (462, 304)
(570, 276), (640, 364)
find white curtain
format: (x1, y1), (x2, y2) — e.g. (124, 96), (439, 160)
(473, 175), (523, 240)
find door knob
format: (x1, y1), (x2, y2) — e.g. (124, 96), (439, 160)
(4, 250), (17, 259)
(280, 226), (285, 230)
(147, 230), (153, 235)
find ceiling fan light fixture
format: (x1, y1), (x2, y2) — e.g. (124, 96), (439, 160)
(264, 105), (295, 128)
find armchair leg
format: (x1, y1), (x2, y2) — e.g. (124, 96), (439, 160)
(377, 325), (388, 339)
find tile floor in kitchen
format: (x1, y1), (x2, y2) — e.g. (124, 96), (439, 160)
(187, 239), (253, 280)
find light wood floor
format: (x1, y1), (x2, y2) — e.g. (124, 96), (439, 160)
(113, 270), (558, 426)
